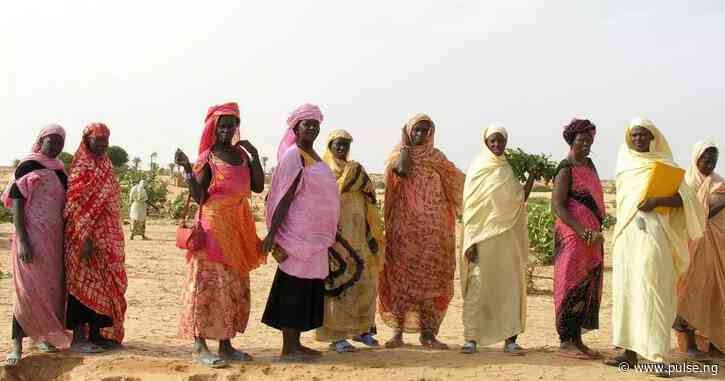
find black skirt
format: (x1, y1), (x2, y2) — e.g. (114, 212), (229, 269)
(262, 268), (324, 332)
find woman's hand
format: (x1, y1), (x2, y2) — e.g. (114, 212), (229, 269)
(261, 234), (275, 255)
(17, 238), (33, 263)
(401, 126), (411, 147)
(80, 239), (93, 261)
(271, 245), (289, 264)
(174, 149), (191, 172)
(368, 238), (379, 254)
(464, 245), (478, 263)
(589, 231), (604, 246)
(638, 197), (659, 212)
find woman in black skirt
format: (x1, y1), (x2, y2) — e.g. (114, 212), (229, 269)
(262, 103), (341, 360)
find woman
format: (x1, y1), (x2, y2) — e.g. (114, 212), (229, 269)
(129, 179), (148, 240)
(378, 113), (464, 350)
(606, 118), (705, 370)
(460, 125), (534, 355)
(64, 123), (128, 353)
(2, 125), (72, 367)
(316, 129), (385, 353)
(262, 103), (340, 361)
(175, 102), (266, 368)
(551, 119), (605, 360)
(675, 142), (725, 355)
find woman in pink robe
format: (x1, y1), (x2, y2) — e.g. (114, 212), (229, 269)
(2, 125), (72, 367)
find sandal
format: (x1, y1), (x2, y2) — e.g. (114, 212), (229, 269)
(36, 341), (58, 353)
(420, 336), (449, 350)
(603, 354), (636, 368)
(330, 340), (358, 353)
(193, 352), (227, 369)
(461, 341), (477, 354)
(385, 335), (404, 349)
(6, 351), (21, 368)
(69, 341), (105, 354)
(353, 333), (380, 348)
(504, 342), (525, 356)
(220, 350), (253, 362)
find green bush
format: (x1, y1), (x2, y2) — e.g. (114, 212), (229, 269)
(58, 152), (74, 171)
(602, 213), (617, 231)
(107, 146), (130, 168)
(167, 191), (196, 220)
(118, 166), (169, 218)
(0, 206), (12, 223)
(505, 148), (558, 183)
(527, 202), (555, 265)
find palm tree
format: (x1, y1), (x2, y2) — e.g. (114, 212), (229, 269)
(261, 156), (269, 173)
(132, 157), (141, 170)
(167, 163), (176, 175)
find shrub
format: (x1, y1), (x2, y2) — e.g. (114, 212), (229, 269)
(505, 148), (558, 183)
(119, 166), (169, 218)
(167, 191), (195, 219)
(107, 146), (130, 168)
(0, 206), (12, 223)
(527, 202), (556, 265)
(58, 152), (74, 171)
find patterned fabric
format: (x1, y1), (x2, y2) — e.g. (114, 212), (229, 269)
(378, 114), (465, 333)
(178, 257), (251, 340)
(553, 159), (605, 342)
(64, 123), (127, 342)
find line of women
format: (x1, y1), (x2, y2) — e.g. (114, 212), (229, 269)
(3, 123), (128, 366)
(4, 103), (723, 375)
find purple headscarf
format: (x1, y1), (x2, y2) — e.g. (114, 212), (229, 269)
(276, 103), (324, 162)
(562, 119), (596, 146)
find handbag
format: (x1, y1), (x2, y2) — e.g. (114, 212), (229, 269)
(176, 193), (205, 251)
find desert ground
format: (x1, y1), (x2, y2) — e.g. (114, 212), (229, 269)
(0, 169), (722, 381)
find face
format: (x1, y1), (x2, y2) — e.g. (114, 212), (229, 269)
(40, 134), (64, 158)
(329, 138), (351, 161)
(629, 127), (654, 153)
(571, 131), (594, 158)
(294, 119), (320, 144)
(216, 115), (239, 144)
(86, 135), (109, 156)
(697, 147), (718, 177)
(485, 132), (507, 156)
(410, 120), (432, 146)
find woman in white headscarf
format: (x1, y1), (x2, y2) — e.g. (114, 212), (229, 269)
(675, 142), (725, 355)
(460, 125), (536, 355)
(606, 118), (705, 370)
(129, 179), (148, 240)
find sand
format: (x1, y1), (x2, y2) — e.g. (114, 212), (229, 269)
(0, 185), (722, 380)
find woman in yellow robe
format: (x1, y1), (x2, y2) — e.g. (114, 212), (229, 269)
(676, 142), (725, 355)
(316, 129), (385, 353)
(460, 125), (535, 355)
(606, 118), (705, 369)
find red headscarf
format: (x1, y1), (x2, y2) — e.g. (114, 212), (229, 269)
(64, 122), (127, 342)
(198, 102), (241, 155)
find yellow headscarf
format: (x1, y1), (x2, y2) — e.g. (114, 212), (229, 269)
(322, 129), (385, 261)
(613, 118), (705, 273)
(685, 141), (718, 191)
(462, 125), (525, 253)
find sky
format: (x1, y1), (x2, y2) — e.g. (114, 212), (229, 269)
(2, 0), (724, 178)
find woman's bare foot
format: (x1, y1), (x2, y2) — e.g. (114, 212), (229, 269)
(299, 345), (323, 357)
(385, 332), (404, 349)
(575, 342), (602, 359)
(420, 335), (449, 350)
(280, 348), (318, 362)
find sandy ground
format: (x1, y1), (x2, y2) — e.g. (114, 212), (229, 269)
(0, 184), (723, 380)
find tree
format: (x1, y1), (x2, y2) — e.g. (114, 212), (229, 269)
(58, 152), (74, 171)
(11, 158), (20, 168)
(167, 163), (176, 175)
(107, 146), (129, 168)
(261, 156), (269, 173)
(132, 157), (142, 170)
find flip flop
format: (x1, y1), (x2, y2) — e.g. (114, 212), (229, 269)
(36, 341), (58, 353)
(353, 334), (380, 348)
(193, 353), (227, 369)
(385, 336), (404, 349)
(330, 340), (358, 353)
(279, 353), (319, 363)
(69, 341), (105, 354)
(461, 341), (477, 354)
(5, 351), (21, 368)
(220, 350), (253, 362)
(557, 350), (592, 360)
(504, 342), (525, 356)
(420, 337), (449, 350)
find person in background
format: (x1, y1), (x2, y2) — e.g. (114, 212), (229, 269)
(64, 123), (128, 353)
(2, 125), (72, 367)
(551, 119), (605, 360)
(175, 102), (266, 368)
(129, 179), (148, 240)
(316, 129), (385, 353)
(262, 103), (340, 361)
(675, 142), (725, 356)
(378, 113), (464, 350)
(460, 125), (534, 355)
(605, 118), (705, 375)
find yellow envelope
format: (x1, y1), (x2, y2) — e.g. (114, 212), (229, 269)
(642, 162), (685, 214)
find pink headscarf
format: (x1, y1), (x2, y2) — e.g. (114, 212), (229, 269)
(277, 103), (324, 162)
(198, 102), (241, 156)
(2, 124), (67, 207)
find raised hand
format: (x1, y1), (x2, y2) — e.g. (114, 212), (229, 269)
(237, 140), (258, 157)
(174, 149), (191, 171)
(638, 198), (658, 212)
(401, 126), (411, 147)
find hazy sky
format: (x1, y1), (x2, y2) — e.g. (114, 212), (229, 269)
(2, 1), (724, 178)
